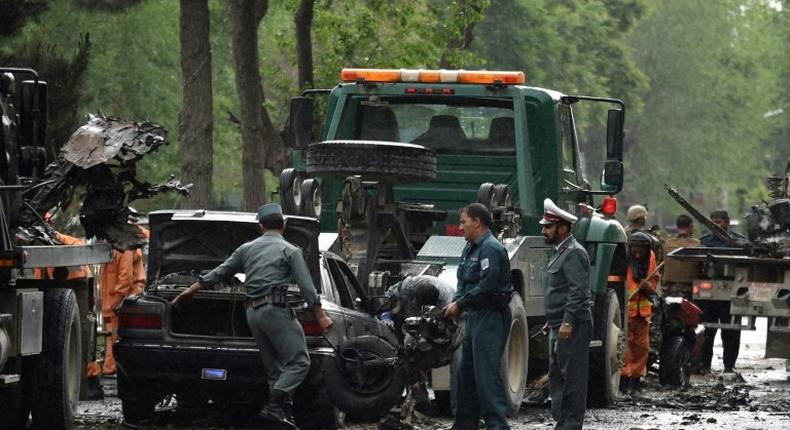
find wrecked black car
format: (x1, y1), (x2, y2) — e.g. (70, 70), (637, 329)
(114, 210), (460, 428)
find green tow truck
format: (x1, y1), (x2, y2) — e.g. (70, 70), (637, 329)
(279, 68), (630, 413)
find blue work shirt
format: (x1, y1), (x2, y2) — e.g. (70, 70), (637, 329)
(453, 230), (512, 310)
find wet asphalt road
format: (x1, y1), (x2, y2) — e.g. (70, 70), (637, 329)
(75, 318), (790, 430)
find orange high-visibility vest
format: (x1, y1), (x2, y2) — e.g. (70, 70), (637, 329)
(626, 251), (658, 318)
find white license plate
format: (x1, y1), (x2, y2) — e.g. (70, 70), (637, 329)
(201, 368), (227, 381)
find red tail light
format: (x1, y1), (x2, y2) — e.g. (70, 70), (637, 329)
(119, 313), (162, 330)
(445, 224), (464, 237)
(300, 321), (325, 336)
(601, 197), (617, 217)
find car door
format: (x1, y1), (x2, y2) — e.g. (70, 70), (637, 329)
(325, 255), (384, 339)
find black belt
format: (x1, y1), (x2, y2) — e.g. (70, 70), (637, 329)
(244, 294), (288, 308)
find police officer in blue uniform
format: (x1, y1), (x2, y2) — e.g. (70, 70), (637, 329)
(443, 203), (512, 430)
(171, 203), (333, 428)
(541, 198), (591, 430)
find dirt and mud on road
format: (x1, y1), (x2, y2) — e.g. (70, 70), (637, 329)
(75, 318), (790, 430)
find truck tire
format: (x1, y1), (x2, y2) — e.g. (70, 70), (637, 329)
(28, 288), (81, 430)
(477, 182), (496, 209)
(501, 293), (528, 416)
(0, 358), (31, 430)
(299, 178), (323, 218)
(659, 334), (691, 387)
(324, 335), (405, 421)
(305, 141), (437, 181)
(118, 371), (157, 425)
(587, 288), (626, 407)
(280, 168), (303, 215)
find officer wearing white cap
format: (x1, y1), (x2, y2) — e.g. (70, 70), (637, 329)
(171, 203), (333, 428)
(540, 198), (591, 430)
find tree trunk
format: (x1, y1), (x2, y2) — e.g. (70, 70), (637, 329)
(178, 0), (213, 209)
(295, 0), (315, 90)
(439, 0), (480, 68)
(228, 0), (276, 211)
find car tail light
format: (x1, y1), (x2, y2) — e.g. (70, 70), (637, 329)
(698, 281), (712, 290)
(119, 313), (162, 330)
(601, 197), (617, 217)
(300, 321), (324, 336)
(445, 224), (464, 236)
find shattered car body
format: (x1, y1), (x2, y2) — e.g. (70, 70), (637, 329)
(114, 210), (461, 427)
(15, 113), (190, 250)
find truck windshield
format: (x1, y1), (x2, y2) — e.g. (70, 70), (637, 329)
(336, 96), (515, 155)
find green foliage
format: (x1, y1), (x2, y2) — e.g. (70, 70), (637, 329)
(0, 0), (49, 36)
(624, 0), (786, 224)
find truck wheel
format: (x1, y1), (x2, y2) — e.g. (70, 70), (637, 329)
(587, 288), (626, 407)
(280, 168), (303, 215)
(659, 334), (691, 387)
(305, 141), (436, 181)
(324, 335), (405, 421)
(118, 371), (157, 425)
(477, 182), (496, 209)
(0, 358), (31, 429)
(299, 178), (322, 218)
(501, 293), (528, 416)
(29, 288), (81, 430)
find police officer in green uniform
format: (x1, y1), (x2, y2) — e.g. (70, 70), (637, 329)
(171, 203), (333, 428)
(540, 198), (591, 430)
(443, 203), (512, 430)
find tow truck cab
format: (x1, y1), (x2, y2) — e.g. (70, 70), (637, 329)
(283, 68), (630, 411)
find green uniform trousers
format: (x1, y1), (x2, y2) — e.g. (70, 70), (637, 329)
(246, 303), (311, 395)
(548, 320), (591, 430)
(454, 309), (511, 429)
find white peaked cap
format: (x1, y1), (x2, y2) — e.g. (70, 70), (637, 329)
(539, 198), (578, 225)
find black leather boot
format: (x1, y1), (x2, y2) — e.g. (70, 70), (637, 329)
(86, 377), (105, 400)
(619, 377), (631, 394)
(259, 389), (297, 429)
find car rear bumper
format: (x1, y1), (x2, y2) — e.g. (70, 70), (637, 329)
(115, 339), (335, 401)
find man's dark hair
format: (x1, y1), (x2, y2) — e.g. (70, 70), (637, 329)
(676, 214), (693, 229)
(460, 203), (492, 227)
(710, 209), (730, 222)
(260, 215), (285, 230)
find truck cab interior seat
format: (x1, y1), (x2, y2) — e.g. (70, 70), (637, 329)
(411, 115), (466, 151)
(359, 105), (400, 142)
(488, 116), (515, 150)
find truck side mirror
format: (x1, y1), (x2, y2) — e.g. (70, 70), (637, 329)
(601, 160), (623, 194)
(18, 80), (48, 149)
(605, 108), (624, 161)
(289, 96), (313, 149)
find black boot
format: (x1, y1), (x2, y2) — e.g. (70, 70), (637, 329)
(259, 390), (297, 429)
(86, 377), (105, 400)
(619, 377), (631, 395)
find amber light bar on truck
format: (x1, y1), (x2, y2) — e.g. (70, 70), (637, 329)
(341, 68), (526, 85)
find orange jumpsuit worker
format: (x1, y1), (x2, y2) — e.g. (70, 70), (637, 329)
(101, 224), (149, 375)
(620, 231), (659, 394)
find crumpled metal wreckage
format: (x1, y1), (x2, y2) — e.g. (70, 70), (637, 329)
(15, 114), (191, 250)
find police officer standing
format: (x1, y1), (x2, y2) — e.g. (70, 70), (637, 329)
(443, 203), (511, 430)
(171, 203), (333, 428)
(540, 198), (591, 430)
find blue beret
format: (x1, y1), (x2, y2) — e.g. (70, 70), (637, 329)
(256, 203), (284, 221)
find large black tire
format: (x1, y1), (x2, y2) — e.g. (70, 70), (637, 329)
(659, 334), (691, 387)
(299, 178), (323, 218)
(587, 288), (626, 407)
(477, 182), (496, 209)
(0, 358), (31, 430)
(118, 371), (157, 425)
(305, 141), (437, 181)
(279, 168), (303, 215)
(501, 293), (528, 416)
(324, 336), (405, 421)
(28, 288), (82, 430)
